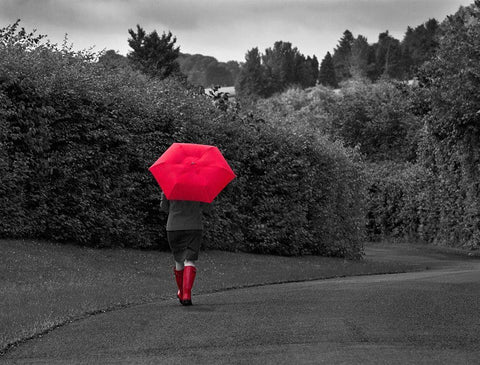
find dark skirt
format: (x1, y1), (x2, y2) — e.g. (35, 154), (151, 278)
(166, 230), (202, 262)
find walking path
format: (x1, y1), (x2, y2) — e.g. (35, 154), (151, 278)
(3, 244), (479, 364)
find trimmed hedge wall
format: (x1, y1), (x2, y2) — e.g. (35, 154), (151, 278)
(364, 162), (430, 241)
(364, 157), (480, 250)
(0, 30), (365, 258)
(366, 4), (480, 250)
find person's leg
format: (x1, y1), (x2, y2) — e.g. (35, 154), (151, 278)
(182, 263), (196, 306)
(184, 260), (195, 268)
(181, 231), (202, 305)
(167, 231), (187, 304)
(173, 261), (184, 302)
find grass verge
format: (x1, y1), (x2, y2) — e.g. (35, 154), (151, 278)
(0, 239), (419, 354)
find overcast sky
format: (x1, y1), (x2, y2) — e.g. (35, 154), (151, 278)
(0, 0), (474, 62)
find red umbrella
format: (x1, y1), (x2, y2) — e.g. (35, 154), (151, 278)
(149, 143), (236, 203)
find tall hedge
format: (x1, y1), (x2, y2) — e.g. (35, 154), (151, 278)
(0, 25), (365, 258)
(414, 3), (480, 250)
(364, 161), (433, 241)
(253, 83), (426, 244)
(361, 3), (480, 250)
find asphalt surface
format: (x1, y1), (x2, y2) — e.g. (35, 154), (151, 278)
(2, 247), (480, 365)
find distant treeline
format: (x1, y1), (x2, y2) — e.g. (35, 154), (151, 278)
(98, 50), (241, 88)
(97, 17), (439, 94)
(99, 50), (240, 88)
(323, 19), (439, 85)
(237, 19), (439, 98)
(177, 53), (241, 88)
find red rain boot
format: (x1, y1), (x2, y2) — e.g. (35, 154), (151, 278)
(174, 268), (184, 304)
(182, 265), (196, 306)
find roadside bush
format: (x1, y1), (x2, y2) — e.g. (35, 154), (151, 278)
(176, 112), (365, 258)
(0, 30), (171, 247)
(254, 80), (423, 164)
(254, 82), (425, 246)
(365, 161), (430, 241)
(329, 79), (422, 163)
(254, 86), (337, 138)
(0, 23), (365, 258)
(341, 3), (480, 250)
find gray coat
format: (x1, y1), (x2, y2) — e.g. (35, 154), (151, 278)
(160, 193), (209, 231)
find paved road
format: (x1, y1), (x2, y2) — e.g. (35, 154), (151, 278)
(3, 251), (480, 364)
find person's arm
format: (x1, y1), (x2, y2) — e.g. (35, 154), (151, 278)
(160, 192), (170, 213)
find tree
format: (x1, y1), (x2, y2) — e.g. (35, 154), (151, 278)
(235, 47), (265, 98)
(176, 54), (240, 87)
(327, 80), (422, 162)
(236, 42), (319, 98)
(205, 63), (233, 86)
(127, 25), (180, 79)
(416, 1), (480, 248)
(262, 41), (298, 95)
(295, 55), (319, 88)
(372, 31), (403, 80)
(225, 61), (241, 85)
(177, 53), (217, 86)
(332, 30), (354, 83)
(350, 35), (370, 79)
(0, 19), (46, 49)
(318, 52), (338, 88)
(98, 50), (130, 69)
(261, 41), (317, 95)
(401, 18), (439, 78)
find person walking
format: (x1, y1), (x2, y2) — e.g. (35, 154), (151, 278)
(160, 192), (209, 306)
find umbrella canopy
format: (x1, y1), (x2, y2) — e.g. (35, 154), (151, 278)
(149, 143), (236, 203)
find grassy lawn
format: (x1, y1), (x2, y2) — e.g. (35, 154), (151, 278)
(0, 239), (418, 353)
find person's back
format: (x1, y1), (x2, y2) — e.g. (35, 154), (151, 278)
(161, 199), (204, 231)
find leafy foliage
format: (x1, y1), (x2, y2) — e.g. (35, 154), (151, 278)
(329, 79), (422, 162)
(318, 52), (337, 88)
(332, 30), (354, 83)
(350, 35), (370, 79)
(236, 42), (320, 99)
(98, 49), (131, 70)
(325, 19), (440, 83)
(252, 80), (428, 246)
(349, 2), (480, 250)
(177, 53), (240, 87)
(364, 162), (429, 240)
(371, 31), (403, 80)
(127, 25), (180, 79)
(235, 47), (265, 99)
(0, 22), (364, 258)
(402, 19), (439, 78)
(253, 86), (337, 138)
(414, 1), (480, 249)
